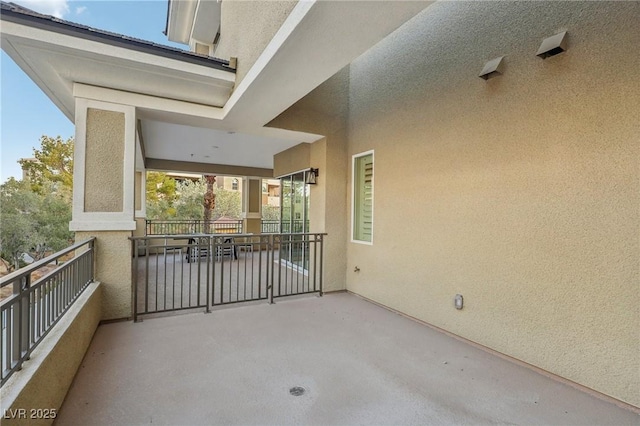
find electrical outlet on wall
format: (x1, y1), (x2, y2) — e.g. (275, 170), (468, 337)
(454, 294), (464, 310)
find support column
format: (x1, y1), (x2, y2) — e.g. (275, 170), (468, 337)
(70, 98), (136, 320)
(242, 177), (262, 234)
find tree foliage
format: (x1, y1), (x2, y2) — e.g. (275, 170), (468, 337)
(146, 171), (177, 203)
(146, 175), (242, 221)
(262, 205), (280, 221)
(0, 178), (72, 269)
(19, 135), (74, 194)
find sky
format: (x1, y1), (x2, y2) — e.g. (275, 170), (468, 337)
(0, 0), (185, 183)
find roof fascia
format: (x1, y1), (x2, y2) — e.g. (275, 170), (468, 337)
(1, 4), (230, 72)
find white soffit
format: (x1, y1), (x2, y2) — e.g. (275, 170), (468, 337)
(1, 19), (234, 121)
(223, 0), (434, 127)
(141, 120), (302, 169)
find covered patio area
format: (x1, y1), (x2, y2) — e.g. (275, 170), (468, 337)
(55, 293), (636, 425)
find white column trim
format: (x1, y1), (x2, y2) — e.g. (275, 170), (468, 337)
(70, 98), (137, 231)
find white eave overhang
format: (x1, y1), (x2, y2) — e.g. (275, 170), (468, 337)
(1, 7), (235, 122)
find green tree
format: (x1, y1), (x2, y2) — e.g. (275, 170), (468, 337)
(262, 205), (280, 221)
(19, 135), (74, 194)
(146, 172), (177, 203)
(212, 186), (241, 220)
(0, 178), (42, 269)
(174, 179), (205, 219)
(146, 172), (178, 219)
(145, 174), (244, 222)
(1, 178), (74, 268)
(32, 182), (73, 257)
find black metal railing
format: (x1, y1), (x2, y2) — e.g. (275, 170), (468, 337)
(261, 220), (280, 233)
(260, 220), (308, 233)
(0, 238), (95, 386)
(146, 220), (243, 235)
(130, 233), (325, 321)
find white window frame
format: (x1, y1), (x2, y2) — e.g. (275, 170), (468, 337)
(351, 150), (374, 245)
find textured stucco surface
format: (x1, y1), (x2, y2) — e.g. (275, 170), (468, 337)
(76, 232), (132, 320)
(270, 68), (350, 292)
(273, 143), (310, 177)
(216, 0), (297, 86)
(0, 283), (101, 426)
(344, 1), (639, 406)
(134, 171), (142, 212)
(84, 108), (124, 213)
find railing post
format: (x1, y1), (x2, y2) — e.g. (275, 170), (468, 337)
(318, 234), (324, 297)
(268, 234), (275, 304)
(205, 235), (212, 313)
(90, 238), (96, 282)
(132, 239), (138, 322)
(19, 274), (31, 364)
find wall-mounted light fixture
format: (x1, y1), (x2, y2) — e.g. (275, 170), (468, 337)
(305, 168), (319, 185)
(479, 56), (505, 80)
(536, 31), (568, 59)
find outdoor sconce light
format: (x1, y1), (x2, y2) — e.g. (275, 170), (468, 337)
(479, 56), (505, 80)
(305, 168), (319, 185)
(536, 31), (568, 59)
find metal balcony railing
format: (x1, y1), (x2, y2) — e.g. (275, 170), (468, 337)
(146, 219), (243, 235)
(260, 220), (308, 233)
(0, 238), (96, 386)
(130, 233), (325, 321)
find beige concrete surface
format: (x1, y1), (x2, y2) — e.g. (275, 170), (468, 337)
(1, 283), (101, 426)
(55, 293), (637, 425)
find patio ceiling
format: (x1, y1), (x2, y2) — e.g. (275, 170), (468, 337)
(1, 1), (432, 173)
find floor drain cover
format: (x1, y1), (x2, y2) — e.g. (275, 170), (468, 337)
(289, 386), (305, 396)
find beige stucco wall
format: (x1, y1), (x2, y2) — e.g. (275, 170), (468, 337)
(134, 171), (142, 212)
(345, 1), (639, 406)
(273, 143), (310, 178)
(216, 0), (297, 86)
(76, 232), (132, 320)
(84, 108), (124, 213)
(269, 68), (350, 292)
(248, 178), (261, 214)
(0, 283), (101, 426)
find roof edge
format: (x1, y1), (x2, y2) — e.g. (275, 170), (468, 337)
(0, 1), (235, 73)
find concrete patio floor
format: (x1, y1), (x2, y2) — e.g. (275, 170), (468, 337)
(56, 293), (637, 425)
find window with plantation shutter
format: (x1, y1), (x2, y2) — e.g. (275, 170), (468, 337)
(352, 151), (374, 243)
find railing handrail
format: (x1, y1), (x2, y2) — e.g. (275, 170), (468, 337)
(130, 232), (327, 241)
(145, 219), (243, 222)
(0, 238), (96, 288)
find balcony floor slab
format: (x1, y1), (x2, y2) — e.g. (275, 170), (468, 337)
(56, 293), (637, 425)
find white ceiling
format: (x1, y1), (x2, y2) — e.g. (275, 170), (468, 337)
(142, 120), (301, 169)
